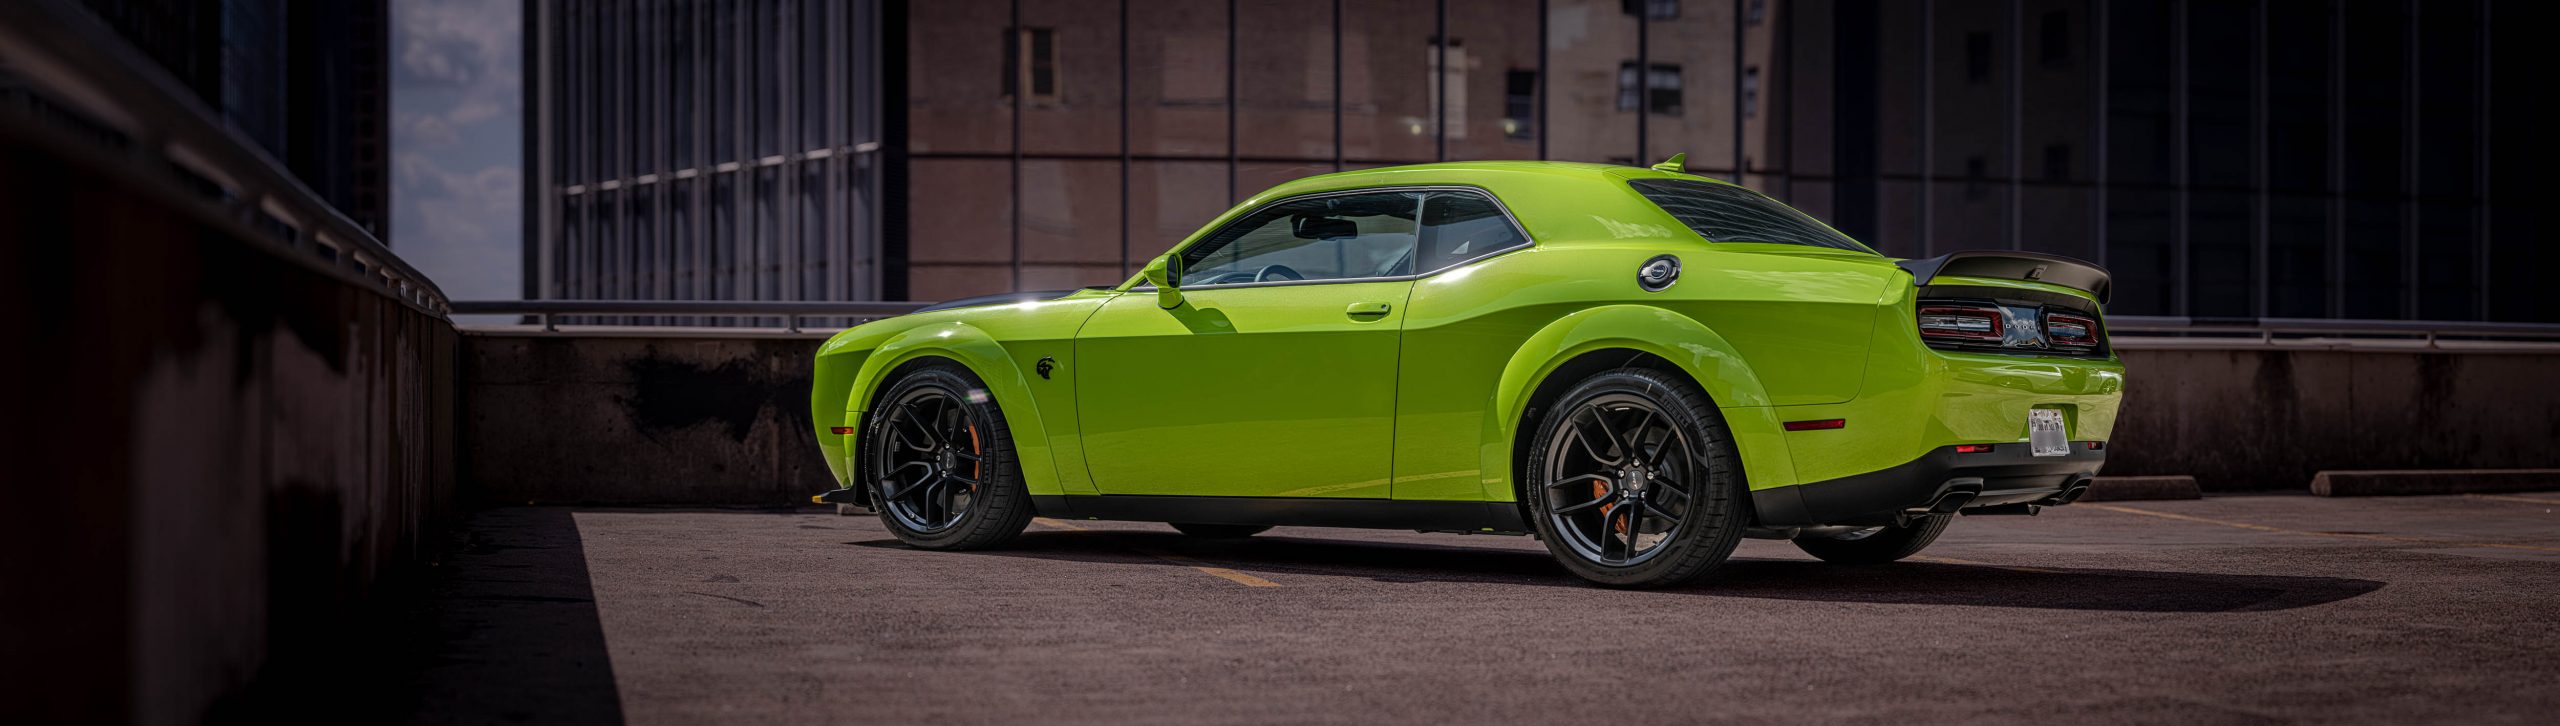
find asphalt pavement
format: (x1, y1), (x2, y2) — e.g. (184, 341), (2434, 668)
(398, 493), (2560, 725)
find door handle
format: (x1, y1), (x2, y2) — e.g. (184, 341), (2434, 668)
(1345, 301), (1392, 317)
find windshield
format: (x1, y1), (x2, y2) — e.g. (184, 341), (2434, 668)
(1627, 179), (1879, 255)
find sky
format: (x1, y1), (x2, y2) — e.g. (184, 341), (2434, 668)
(389, 0), (523, 302)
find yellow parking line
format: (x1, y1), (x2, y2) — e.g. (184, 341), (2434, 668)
(1133, 548), (1283, 587)
(1907, 554), (2067, 574)
(2084, 504), (2560, 553)
(1031, 517), (1088, 531)
(1031, 518), (1279, 586)
(2464, 493), (2560, 507)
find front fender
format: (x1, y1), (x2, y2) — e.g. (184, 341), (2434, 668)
(1481, 305), (1798, 502)
(844, 322), (1065, 496)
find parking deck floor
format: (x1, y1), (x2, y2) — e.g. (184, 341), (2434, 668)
(400, 494), (2560, 724)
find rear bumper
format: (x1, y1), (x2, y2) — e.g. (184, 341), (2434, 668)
(1752, 442), (2107, 527)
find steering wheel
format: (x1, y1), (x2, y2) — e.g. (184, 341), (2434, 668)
(1252, 264), (1304, 283)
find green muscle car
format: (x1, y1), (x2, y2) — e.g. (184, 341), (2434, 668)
(811, 157), (2123, 588)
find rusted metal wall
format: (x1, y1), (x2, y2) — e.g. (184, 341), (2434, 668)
(461, 333), (832, 505)
(0, 126), (458, 722)
(2109, 348), (2560, 490)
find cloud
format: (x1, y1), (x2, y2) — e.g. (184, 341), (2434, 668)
(396, 112), (459, 146)
(394, 0), (518, 89)
(390, 0), (523, 300)
(391, 0), (518, 148)
(394, 151), (521, 300)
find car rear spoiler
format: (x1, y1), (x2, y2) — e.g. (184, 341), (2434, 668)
(1896, 251), (2112, 304)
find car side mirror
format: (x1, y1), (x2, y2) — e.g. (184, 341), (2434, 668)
(1142, 254), (1185, 309)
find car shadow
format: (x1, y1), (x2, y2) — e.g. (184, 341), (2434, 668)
(859, 530), (2383, 613)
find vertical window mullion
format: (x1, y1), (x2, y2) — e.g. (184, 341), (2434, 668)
(1918, 0), (1933, 256)
(1010, 0), (1023, 290)
(2171, 0), (2188, 316)
(2251, 0), (2269, 318)
(2326, 0), (2344, 318)
(2094, 0), (2110, 271)
(2008, 0), (2023, 250)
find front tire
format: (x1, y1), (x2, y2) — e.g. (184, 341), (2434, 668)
(864, 362), (1034, 550)
(1523, 368), (1747, 588)
(1791, 515), (1951, 564)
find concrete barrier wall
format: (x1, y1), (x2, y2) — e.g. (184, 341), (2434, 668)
(458, 334), (2560, 504)
(2108, 348), (2560, 491)
(462, 334), (833, 505)
(1, 131), (457, 721)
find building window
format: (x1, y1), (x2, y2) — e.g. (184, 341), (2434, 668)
(1622, 0), (1679, 20)
(1742, 66), (1760, 118)
(1747, 0), (1766, 26)
(1504, 70), (1537, 139)
(1618, 62), (1683, 116)
(2044, 144), (2071, 181)
(1966, 32), (1992, 83)
(2040, 11), (2071, 67)
(1001, 27), (1058, 101)
(1965, 155), (1987, 200)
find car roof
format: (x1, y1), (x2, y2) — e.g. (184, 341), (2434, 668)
(1251, 160), (1739, 200)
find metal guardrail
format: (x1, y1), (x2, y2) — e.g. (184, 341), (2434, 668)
(451, 301), (2560, 352)
(0, 0), (448, 314)
(2107, 316), (2560, 352)
(449, 300), (931, 333)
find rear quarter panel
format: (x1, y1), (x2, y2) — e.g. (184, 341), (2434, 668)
(1775, 273), (2127, 485)
(1392, 175), (1902, 503)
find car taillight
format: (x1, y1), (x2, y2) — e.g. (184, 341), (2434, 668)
(1917, 305), (2004, 343)
(2045, 312), (2100, 351)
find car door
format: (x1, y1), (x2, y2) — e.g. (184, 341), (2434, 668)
(1074, 189), (1425, 499)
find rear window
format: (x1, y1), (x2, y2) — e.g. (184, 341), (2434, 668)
(1627, 179), (1877, 254)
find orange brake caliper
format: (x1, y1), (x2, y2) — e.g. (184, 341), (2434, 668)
(1593, 480), (1627, 535)
(967, 423), (982, 490)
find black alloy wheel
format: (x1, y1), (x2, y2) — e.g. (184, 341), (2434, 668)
(1526, 368), (1746, 588)
(866, 363), (1033, 549)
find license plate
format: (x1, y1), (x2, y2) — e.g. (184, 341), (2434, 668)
(2028, 409), (2069, 457)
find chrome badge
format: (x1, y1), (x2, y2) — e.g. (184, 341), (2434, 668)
(1637, 254), (1682, 292)
(1999, 305), (2048, 349)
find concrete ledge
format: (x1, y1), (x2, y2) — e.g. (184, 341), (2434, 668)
(2077, 476), (2204, 502)
(2311, 469), (2560, 497)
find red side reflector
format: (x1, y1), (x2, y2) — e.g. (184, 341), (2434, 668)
(2085, 441), (2105, 450)
(829, 427), (857, 435)
(1783, 419), (1846, 431)
(1955, 444), (1995, 454)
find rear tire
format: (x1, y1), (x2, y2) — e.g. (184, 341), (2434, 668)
(1169, 523), (1271, 539)
(864, 362), (1034, 550)
(1523, 367), (1747, 588)
(1791, 515), (1951, 564)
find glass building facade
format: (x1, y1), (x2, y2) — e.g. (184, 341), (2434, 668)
(524, 0), (888, 304)
(530, 0), (2546, 322)
(54, 0), (391, 237)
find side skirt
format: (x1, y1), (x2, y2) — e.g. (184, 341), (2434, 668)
(1030, 495), (1529, 535)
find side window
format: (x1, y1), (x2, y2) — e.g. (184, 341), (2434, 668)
(1627, 178), (1879, 254)
(1417, 191), (1529, 274)
(1180, 191), (1422, 286)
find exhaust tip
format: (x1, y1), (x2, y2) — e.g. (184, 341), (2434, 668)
(2048, 475), (2095, 505)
